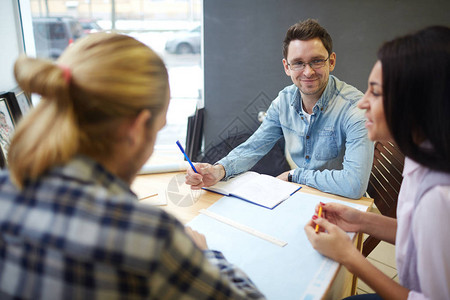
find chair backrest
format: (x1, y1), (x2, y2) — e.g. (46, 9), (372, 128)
(363, 141), (405, 257)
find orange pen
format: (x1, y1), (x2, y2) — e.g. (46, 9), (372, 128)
(315, 205), (323, 233)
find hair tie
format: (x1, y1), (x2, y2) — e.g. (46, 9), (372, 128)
(59, 65), (72, 84)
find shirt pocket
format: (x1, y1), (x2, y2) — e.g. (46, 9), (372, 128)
(314, 128), (338, 160)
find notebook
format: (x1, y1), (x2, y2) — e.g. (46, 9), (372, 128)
(203, 171), (301, 209)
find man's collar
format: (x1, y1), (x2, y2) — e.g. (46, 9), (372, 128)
(50, 155), (132, 195)
(291, 75), (336, 114)
(313, 75), (335, 113)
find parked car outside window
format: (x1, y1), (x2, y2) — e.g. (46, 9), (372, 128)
(32, 17), (84, 59)
(165, 25), (201, 54)
(77, 19), (103, 34)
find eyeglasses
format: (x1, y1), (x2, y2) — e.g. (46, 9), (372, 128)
(287, 56), (330, 71)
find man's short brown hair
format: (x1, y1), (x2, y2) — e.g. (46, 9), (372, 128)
(283, 19), (333, 59)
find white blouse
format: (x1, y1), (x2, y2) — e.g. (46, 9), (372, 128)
(396, 157), (450, 300)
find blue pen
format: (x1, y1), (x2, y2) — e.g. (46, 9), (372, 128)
(176, 140), (198, 173)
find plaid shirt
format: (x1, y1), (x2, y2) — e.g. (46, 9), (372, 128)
(0, 156), (265, 299)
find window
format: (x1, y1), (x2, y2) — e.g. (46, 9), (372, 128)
(20, 0), (203, 162)
(37, 23), (65, 39)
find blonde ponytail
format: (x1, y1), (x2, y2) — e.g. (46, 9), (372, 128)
(8, 33), (169, 189)
(9, 56), (79, 188)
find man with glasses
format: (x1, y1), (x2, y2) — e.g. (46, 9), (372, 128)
(186, 19), (373, 199)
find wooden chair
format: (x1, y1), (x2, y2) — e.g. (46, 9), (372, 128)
(362, 141), (405, 257)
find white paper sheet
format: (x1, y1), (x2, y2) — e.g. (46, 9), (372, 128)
(187, 192), (367, 300)
(138, 162), (189, 174)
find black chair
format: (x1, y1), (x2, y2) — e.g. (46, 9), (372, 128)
(362, 141), (405, 257)
(201, 133), (291, 177)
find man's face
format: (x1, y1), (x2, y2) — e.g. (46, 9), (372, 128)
(283, 38), (336, 99)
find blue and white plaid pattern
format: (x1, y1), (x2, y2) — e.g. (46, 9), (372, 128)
(0, 156), (265, 299)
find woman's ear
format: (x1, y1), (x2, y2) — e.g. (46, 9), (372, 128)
(412, 127), (426, 145)
(127, 109), (152, 145)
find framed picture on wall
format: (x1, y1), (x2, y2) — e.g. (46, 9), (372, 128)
(0, 91), (21, 124)
(0, 97), (15, 168)
(0, 146), (5, 169)
(12, 86), (33, 118)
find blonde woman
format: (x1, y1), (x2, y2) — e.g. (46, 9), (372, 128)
(0, 33), (265, 299)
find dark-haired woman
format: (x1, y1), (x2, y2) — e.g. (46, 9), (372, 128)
(305, 26), (450, 300)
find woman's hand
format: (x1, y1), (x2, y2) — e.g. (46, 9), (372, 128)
(316, 202), (364, 233)
(185, 163), (226, 190)
(304, 217), (359, 264)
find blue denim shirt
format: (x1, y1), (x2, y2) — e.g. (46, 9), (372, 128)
(218, 75), (374, 199)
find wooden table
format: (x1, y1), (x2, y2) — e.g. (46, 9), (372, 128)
(132, 170), (373, 299)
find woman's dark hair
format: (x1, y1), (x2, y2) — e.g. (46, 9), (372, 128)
(378, 25), (450, 172)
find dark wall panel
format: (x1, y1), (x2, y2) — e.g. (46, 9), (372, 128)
(202, 0), (450, 160)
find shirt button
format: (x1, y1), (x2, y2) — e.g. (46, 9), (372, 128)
(306, 136), (310, 139)
(320, 107), (323, 111)
(301, 117), (304, 120)
(306, 155), (310, 159)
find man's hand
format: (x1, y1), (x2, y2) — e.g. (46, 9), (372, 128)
(277, 170), (290, 181)
(185, 226), (208, 250)
(185, 163), (226, 190)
